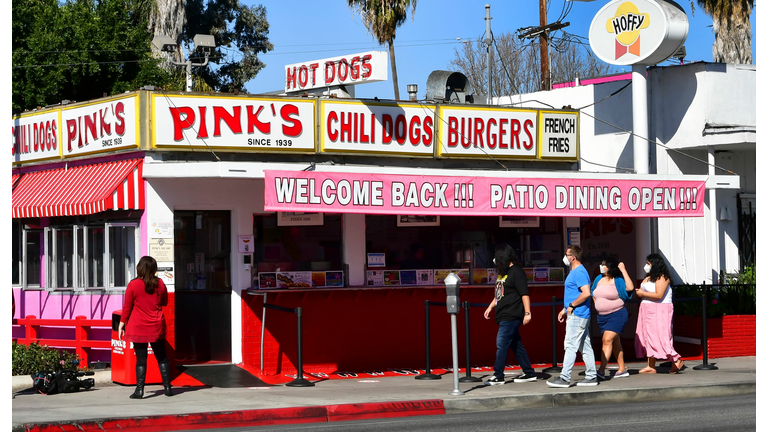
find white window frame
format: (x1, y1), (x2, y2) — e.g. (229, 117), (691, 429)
(23, 222), (140, 292)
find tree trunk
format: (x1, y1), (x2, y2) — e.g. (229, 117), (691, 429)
(149, 0), (187, 68)
(711, 2), (752, 64)
(388, 41), (400, 100)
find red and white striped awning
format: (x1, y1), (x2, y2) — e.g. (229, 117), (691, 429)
(12, 159), (144, 218)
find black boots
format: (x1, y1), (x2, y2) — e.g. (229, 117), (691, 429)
(129, 365), (146, 399)
(158, 361), (174, 397)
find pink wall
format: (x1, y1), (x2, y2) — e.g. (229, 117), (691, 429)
(12, 288), (123, 321)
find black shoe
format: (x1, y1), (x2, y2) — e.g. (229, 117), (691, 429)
(130, 365), (146, 399)
(513, 372), (537, 383)
(158, 361), (174, 397)
(484, 375), (506, 385)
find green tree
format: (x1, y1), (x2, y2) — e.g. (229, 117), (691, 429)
(347, 0), (417, 100)
(691, 0), (754, 64)
(12, 0), (178, 113)
(182, 0), (274, 93)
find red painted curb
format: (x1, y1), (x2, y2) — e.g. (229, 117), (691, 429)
(21, 400), (446, 431)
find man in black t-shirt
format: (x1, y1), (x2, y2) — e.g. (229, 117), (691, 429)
(483, 245), (537, 385)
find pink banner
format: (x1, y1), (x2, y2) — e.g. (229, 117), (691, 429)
(264, 170), (705, 218)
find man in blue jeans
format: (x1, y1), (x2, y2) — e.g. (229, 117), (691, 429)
(547, 245), (598, 387)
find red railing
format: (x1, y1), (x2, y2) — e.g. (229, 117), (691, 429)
(12, 315), (112, 369)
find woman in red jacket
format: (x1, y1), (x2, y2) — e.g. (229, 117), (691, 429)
(118, 256), (173, 399)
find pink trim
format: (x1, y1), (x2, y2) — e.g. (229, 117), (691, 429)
(553, 73), (632, 89)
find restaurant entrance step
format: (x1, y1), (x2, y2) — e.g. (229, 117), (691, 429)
(173, 364), (269, 388)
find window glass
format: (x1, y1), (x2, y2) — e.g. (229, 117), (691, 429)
(12, 221), (21, 285)
(88, 226), (105, 288)
(110, 226), (136, 287)
(365, 215), (562, 270)
(55, 229), (74, 288)
(25, 229), (42, 287)
(174, 211), (231, 291)
(252, 214), (342, 273)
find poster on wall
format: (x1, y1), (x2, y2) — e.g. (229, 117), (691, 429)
(277, 212), (324, 226)
(499, 216), (540, 228)
(416, 270), (434, 285)
(397, 215), (440, 227)
(149, 239), (174, 262)
(367, 270), (384, 286)
(157, 264), (175, 285)
(150, 221), (174, 239)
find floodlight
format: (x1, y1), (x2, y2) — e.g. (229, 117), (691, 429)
(151, 35), (178, 53)
(193, 34), (216, 54)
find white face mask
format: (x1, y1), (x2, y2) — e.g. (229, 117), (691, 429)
(644, 264), (651, 273)
(600, 265), (608, 274)
(563, 255), (571, 266)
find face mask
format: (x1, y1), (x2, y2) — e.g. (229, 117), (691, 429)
(600, 265), (608, 274)
(644, 264), (651, 273)
(563, 255), (571, 266)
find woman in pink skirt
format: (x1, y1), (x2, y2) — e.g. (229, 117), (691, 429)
(634, 253), (684, 374)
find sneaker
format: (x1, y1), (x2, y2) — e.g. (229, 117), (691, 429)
(513, 373), (537, 383)
(613, 369), (630, 378)
(576, 377), (599, 386)
(484, 375), (506, 385)
(546, 376), (571, 388)
(596, 370), (606, 380)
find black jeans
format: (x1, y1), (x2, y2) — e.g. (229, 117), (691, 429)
(133, 339), (168, 368)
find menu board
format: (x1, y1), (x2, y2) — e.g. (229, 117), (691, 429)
(257, 271), (345, 289)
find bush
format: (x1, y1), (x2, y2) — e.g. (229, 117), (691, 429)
(674, 266), (756, 318)
(12, 342), (83, 376)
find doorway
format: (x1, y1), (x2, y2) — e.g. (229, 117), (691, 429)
(173, 210), (232, 363)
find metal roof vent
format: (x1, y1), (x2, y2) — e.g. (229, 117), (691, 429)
(426, 70), (475, 104)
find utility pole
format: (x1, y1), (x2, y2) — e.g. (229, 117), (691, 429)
(517, 3), (569, 92)
(485, 4), (492, 104)
(539, 0), (550, 91)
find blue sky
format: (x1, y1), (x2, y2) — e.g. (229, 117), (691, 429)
(243, 0), (757, 99)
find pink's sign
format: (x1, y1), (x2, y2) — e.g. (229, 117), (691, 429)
(264, 171), (705, 217)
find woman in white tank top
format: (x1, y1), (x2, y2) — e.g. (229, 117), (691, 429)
(634, 253), (684, 374)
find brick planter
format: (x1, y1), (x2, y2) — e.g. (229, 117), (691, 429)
(673, 315), (756, 358)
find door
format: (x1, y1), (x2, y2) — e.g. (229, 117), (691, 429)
(173, 210), (232, 363)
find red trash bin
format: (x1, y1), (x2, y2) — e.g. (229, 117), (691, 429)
(111, 312), (162, 385)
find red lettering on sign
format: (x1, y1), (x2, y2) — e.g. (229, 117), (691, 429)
(409, 116), (421, 145)
(340, 112), (352, 142)
(447, 117), (458, 147)
(350, 56), (360, 80)
(213, 106), (242, 137)
(309, 63), (319, 86)
(510, 119), (521, 149)
(473, 118), (485, 148)
(361, 55), (373, 78)
(327, 111), (338, 141)
(499, 119), (508, 149)
(460, 118), (471, 149)
(382, 115), (393, 144)
(298, 65), (308, 87)
(170, 107), (195, 141)
(338, 59), (349, 82)
(83, 112), (97, 147)
(523, 119), (534, 150)
(422, 116), (433, 147)
(395, 115), (407, 145)
(325, 61), (335, 84)
(487, 118), (497, 149)
(281, 104), (302, 137)
(100, 108), (111, 136)
(286, 67), (297, 90)
(247, 105), (270, 134)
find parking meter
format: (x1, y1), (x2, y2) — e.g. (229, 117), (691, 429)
(444, 272), (461, 314)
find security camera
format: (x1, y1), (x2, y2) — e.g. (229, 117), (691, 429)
(151, 35), (178, 53)
(193, 34), (216, 55)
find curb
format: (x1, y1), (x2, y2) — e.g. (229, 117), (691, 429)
(14, 400), (446, 432)
(443, 382), (757, 413)
(14, 382), (755, 432)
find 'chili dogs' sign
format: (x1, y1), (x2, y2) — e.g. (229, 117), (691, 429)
(285, 51), (388, 93)
(264, 170), (705, 218)
(12, 110), (61, 164)
(320, 100), (435, 156)
(152, 94), (316, 151)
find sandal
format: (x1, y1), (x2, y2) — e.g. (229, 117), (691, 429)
(670, 359), (685, 374)
(639, 367), (656, 374)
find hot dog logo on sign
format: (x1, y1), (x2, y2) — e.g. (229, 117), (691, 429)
(589, 0), (688, 66)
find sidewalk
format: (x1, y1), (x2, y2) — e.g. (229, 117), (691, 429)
(12, 356), (756, 432)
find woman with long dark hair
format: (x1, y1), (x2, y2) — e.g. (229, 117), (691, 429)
(590, 260), (634, 379)
(634, 253), (684, 374)
(482, 244), (536, 385)
(118, 256), (173, 398)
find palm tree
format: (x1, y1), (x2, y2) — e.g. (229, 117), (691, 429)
(145, 0), (187, 66)
(348, 0), (417, 100)
(693, 0), (753, 64)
